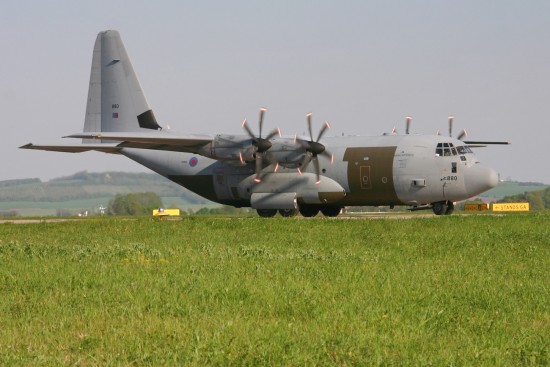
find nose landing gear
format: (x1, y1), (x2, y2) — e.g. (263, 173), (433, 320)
(432, 201), (454, 215)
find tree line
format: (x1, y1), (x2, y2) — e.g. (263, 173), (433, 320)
(497, 187), (550, 210)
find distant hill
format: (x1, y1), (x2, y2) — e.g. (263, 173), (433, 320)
(0, 171), (215, 216)
(477, 181), (549, 200)
(0, 173), (547, 217)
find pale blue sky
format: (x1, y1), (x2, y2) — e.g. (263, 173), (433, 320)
(2, 1), (549, 183)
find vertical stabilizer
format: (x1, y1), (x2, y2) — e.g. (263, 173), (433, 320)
(83, 30), (161, 142)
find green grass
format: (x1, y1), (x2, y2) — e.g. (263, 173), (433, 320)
(0, 213), (548, 365)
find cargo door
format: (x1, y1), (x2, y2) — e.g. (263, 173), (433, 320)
(342, 147), (399, 205)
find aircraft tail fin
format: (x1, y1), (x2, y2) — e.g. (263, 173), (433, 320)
(83, 30), (161, 143)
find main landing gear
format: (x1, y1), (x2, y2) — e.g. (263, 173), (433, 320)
(256, 205), (343, 218)
(432, 201), (454, 215)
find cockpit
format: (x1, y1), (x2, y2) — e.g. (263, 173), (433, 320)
(435, 142), (473, 158)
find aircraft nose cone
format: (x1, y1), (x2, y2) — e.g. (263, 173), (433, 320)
(465, 164), (499, 197)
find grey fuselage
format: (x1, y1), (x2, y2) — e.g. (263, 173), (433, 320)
(121, 133), (498, 208)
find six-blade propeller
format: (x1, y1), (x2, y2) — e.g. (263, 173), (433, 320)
(242, 108), (280, 182)
(296, 113), (333, 184)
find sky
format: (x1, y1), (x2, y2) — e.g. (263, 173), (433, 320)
(2, 1), (549, 183)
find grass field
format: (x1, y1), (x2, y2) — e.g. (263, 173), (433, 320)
(0, 213), (548, 365)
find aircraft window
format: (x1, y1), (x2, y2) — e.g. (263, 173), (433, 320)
(451, 147), (458, 156)
(456, 145), (473, 154)
(435, 143), (443, 156)
(443, 143), (452, 156)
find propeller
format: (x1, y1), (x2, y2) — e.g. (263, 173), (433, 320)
(456, 129), (468, 141)
(405, 116), (412, 134)
(296, 112), (333, 184)
(242, 108), (280, 182)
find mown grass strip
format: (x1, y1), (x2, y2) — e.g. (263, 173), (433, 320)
(0, 213), (548, 365)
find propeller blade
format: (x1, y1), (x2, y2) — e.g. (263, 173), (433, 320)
(405, 116), (412, 135)
(448, 115), (454, 137)
(301, 153), (313, 171)
(258, 107), (266, 138)
(321, 150), (333, 164)
(254, 154), (263, 182)
(264, 127), (281, 141)
(316, 121), (330, 142)
(313, 157), (321, 184)
(457, 129), (467, 141)
(242, 119), (257, 142)
(306, 112), (314, 141)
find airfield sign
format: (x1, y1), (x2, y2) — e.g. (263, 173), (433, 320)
(492, 203), (530, 212)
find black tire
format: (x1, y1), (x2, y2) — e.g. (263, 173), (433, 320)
(299, 204), (320, 217)
(432, 201), (448, 216)
(256, 209), (277, 218)
(445, 201), (455, 215)
(320, 206), (342, 217)
(279, 209), (299, 217)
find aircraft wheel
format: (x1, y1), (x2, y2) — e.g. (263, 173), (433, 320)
(432, 201), (448, 216)
(279, 209), (299, 217)
(299, 204), (320, 217)
(445, 201), (455, 215)
(320, 206), (342, 217)
(257, 209), (277, 218)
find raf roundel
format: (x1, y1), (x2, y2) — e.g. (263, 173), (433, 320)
(189, 157), (198, 167)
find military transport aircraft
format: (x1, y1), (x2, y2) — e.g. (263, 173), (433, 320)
(21, 30), (509, 217)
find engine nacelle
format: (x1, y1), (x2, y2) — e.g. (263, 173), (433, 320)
(263, 139), (306, 168)
(239, 172), (346, 205)
(250, 192), (297, 210)
(197, 135), (255, 162)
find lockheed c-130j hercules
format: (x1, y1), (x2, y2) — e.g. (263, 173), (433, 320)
(21, 30), (509, 217)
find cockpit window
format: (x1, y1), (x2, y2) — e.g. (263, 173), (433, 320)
(435, 143), (443, 157)
(456, 145), (473, 154)
(436, 143), (472, 157)
(443, 143), (452, 156)
(436, 143), (443, 156)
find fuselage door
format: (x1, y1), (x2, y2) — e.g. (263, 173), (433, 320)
(343, 146), (399, 205)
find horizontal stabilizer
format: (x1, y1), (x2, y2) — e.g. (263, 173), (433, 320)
(464, 140), (510, 148)
(20, 143), (122, 154)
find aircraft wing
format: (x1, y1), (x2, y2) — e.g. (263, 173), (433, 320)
(64, 132), (214, 152)
(20, 143), (122, 154)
